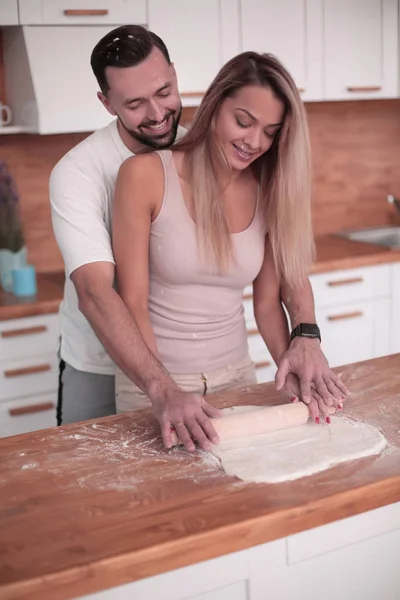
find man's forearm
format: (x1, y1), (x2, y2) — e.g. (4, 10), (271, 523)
(78, 286), (178, 403)
(280, 277), (317, 329)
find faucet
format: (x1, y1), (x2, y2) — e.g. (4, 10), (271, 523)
(387, 195), (400, 212)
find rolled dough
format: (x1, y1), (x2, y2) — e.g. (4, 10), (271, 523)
(211, 406), (387, 483)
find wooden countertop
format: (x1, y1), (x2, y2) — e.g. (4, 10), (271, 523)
(1, 353), (399, 600)
(311, 234), (400, 274)
(0, 272), (65, 321)
(0, 236), (400, 322)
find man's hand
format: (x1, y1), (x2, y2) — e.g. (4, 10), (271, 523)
(281, 372), (341, 423)
(275, 338), (349, 418)
(151, 390), (222, 453)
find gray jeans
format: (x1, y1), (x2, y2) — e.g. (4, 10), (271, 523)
(57, 360), (116, 425)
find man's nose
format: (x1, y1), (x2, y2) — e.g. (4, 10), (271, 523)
(147, 100), (165, 123)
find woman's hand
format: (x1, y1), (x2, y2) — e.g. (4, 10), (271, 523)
(276, 337), (349, 415)
(151, 389), (222, 452)
(282, 372), (341, 423)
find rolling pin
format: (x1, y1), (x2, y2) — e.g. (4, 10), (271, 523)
(171, 402), (337, 446)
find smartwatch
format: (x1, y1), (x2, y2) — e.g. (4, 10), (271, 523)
(290, 323), (321, 343)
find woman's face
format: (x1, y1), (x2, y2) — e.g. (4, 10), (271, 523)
(214, 84), (285, 171)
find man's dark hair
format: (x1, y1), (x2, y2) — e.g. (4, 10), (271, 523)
(90, 25), (171, 95)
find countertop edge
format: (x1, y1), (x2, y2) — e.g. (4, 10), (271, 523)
(3, 478), (399, 600)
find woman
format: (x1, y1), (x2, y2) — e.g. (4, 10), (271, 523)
(112, 51), (346, 437)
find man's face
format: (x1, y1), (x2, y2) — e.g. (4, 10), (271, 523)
(98, 47), (182, 150)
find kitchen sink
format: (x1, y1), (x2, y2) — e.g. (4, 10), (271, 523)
(337, 226), (400, 249)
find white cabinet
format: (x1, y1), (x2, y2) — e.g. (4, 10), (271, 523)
(310, 264), (392, 367)
(0, 313), (59, 437)
(239, 0), (323, 102)
(18, 0), (146, 25)
(390, 262), (400, 353)
(0, 0), (19, 25)
(81, 503), (400, 600)
(323, 0), (398, 100)
(148, 0), (238, 104)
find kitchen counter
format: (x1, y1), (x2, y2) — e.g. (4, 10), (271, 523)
(0, 353), (399, 600)
(311, 233), (400, 273)
(0, 238), (400, 323)
(0, 272), (65, 321)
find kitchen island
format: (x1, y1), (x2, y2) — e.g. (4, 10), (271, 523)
(0, 353), (399, 600)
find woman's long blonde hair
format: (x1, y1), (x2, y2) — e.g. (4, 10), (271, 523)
(173, 51), (314, 286)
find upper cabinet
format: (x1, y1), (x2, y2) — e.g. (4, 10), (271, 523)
(18, 0), (146, 25)
(147, 0), (239, 104)
(323, 0), (398, 100)
(0, 0), (19, 25)
(239, 0), (323, 102)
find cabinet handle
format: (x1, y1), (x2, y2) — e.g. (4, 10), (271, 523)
(9, 402), (55, 417)
(4, 364), (51, 378)
(327, 277), (363, 287)
(181, 92), (204, 97)
(297, 88), (305, 93)
(1, 325), (47, 338)
(243, 293), (253, 301)
(247, 327), (259, 337)
(255, 360), (271, 369)
(346, 86), (381, 92)
(63, 9), (108, 16)
(327, 311), (363, 322)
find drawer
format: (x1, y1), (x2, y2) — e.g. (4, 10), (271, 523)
(0, 393), (57, 438)
(310, 265), (391, 309)
(22, 0), (147, 25)
(255, 363), (275, 384)
(0, 354), (59, 401)
(247, 329), (275, 382)
(243, 297), (256, 329)
(0, 314), (59, 361)
(316, 298), (390, 368)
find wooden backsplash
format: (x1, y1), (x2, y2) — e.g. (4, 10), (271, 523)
(0, 100), (400, 273)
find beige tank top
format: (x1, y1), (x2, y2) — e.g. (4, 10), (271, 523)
(149, 150), (266, 374)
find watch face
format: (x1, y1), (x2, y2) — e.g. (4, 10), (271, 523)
(300, 323), (320, 337)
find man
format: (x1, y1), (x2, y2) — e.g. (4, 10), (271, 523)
(50, 25), (347, 453)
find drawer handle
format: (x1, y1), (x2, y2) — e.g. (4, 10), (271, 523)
(247, 328), (259, 337)
(255, 360), (271, 369)
(1, 325), (48, 338)
(297, 87), (305, 93)
(9, 402), (55, 417)
(243, 293), (253, 301)
(327, 277), (364, 287)
(346, 86), (381, 92)
(181, 91), (204, 97)
(327, 311), (363, 322)
(63, 9), (109, 16)
(4, 364), (52, 378)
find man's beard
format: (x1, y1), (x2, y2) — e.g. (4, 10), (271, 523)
(118, 106), (182, 150)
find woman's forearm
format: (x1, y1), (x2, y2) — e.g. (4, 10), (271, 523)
(254, 302), (290, 366)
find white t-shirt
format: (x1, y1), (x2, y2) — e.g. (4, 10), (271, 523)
(50, 119), (186, 375)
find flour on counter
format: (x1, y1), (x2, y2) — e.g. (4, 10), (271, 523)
(212, 408), (387, 484)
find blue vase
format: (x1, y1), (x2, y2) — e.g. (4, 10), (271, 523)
(0, 246), (27, 292)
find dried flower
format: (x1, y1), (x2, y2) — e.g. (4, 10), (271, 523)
(0, 161), (25, 252)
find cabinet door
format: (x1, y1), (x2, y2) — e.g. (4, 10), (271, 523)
(390, 263), (400, 354)
(0, 0), (19, 25)
(18, 0), (146, 25)
(0, 393), (56, 438)
(148, 0), (223, 103)
(323, 0), (398, 100)
(316, 298), (390, 368)
(240, 0), (323, 101)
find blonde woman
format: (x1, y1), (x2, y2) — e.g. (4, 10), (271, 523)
(112, 51), (348, 449)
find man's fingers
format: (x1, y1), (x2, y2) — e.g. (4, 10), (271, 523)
(324, 378), (344, 408)
(161, 421), (173, 449)
(173, 421), (195, 452)
(196, 411), (220, 445)
(313, 377), (333, 406)
(275, 360), (290, 391)
(185, 417), (212, 451)
(201, 399), (223, 420)
(331, 372), (350, 397)
(299, 376), (312, 404)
